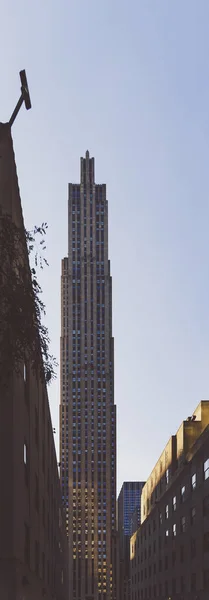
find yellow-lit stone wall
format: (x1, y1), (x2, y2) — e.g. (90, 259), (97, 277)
(141, 401), (209, 524)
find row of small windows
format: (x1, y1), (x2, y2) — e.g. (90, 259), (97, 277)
(133, 541), (209, 576)
(145, 461), (209, 519)
(133, 499), (209, 559)
(131, 570), (209, 598)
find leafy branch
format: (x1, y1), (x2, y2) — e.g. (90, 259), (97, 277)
(0, 215), (57, 387)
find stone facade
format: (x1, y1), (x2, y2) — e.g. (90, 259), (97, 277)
(130, 401), (209, 600)
(0, 123), (69, 600)
(60, 152), (117, 600)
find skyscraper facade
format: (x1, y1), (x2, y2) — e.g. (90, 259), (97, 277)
(60, 152), (117, 600)
(118, 482), (144, 541)
(117, 482), (144, 600)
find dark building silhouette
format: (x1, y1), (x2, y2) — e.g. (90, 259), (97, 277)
(60, 151), (117, 600)
(0, 123), (69, 600)
(130, 401), (209, 600)
(118, 482), (144, 600)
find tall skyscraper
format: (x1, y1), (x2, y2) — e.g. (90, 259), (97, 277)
(118, 482), (144, 541)
(117, 482), (144, 600)
(60, 151), (117, 600)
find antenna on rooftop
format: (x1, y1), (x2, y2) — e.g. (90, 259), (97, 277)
(9, 70), (31, 127)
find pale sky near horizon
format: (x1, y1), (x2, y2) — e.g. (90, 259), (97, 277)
(1, 1), (209, 494)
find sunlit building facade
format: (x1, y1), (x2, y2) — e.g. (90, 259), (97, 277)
(60, 151), (117, 600)
(130, 401), (209, 600)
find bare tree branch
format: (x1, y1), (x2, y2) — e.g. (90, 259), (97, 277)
(0, 215), (57, 387)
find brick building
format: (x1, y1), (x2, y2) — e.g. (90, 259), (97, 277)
(0, 122), (69, 600)
(130, 401), (209, 600)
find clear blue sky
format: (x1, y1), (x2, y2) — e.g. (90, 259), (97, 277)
(1, 1), (209, 493)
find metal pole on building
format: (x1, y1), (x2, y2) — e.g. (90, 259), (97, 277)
(9, 70), (31, 126)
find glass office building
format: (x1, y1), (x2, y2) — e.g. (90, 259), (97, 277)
(118, 482), (144, 600)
